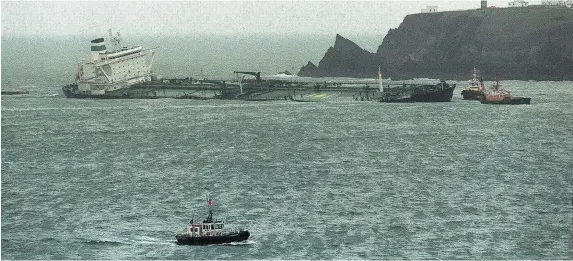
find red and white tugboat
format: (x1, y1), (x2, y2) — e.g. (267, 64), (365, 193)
(175, 199), (250, 245)
(479, 73), (531, 105)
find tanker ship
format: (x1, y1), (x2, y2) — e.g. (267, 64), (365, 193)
(63, 30), (157, 98)
(62, 32), (454, 102)
(62, 30), (222, 99)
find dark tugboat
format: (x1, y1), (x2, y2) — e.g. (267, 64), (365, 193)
(175, 199), (250, 245)
(479, 73), (531, 105)
(461, 67), (483, 100)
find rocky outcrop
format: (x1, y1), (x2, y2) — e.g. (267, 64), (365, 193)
(298, 6), (573, 80)
(297, 61), (320, 77)
(298, 34), (381, 78)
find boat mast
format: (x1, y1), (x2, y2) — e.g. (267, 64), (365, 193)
(206, 197), (214, 223)
(239, 76), (244, 94)
(494, 72), (501, 91)
(108, 29), (121, 52)
(378, 66), (383, 92)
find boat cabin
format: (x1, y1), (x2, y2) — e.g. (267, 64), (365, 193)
(186, 210), (225, 237)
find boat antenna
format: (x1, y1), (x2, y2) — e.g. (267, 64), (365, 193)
(206, 196), (214, 223)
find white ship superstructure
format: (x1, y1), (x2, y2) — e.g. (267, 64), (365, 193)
(75, 30), (155, 95)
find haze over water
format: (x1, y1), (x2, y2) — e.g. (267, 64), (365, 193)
(2, 34), (573, 259)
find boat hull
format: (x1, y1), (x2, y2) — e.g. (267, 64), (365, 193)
(480, 97), (531, 104)
(175, 230), (250, 245)
(378, 83), (456, 102)
(461, 89), (482, 100)
(63, 79), (456, 103)
(62, 81), (221, 99)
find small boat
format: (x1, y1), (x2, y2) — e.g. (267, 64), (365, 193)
(479, 73), (530, 105)
(461, 67), (483, 100)
(175, 200), (250, 245)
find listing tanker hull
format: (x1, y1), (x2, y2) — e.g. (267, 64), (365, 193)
(63, 80), (223, 99)
(213, 80), (380, 102)
(62, 83), (160, 99)
(378, 82), (456, 103)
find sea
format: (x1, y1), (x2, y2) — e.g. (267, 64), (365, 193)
(1, 35), (572, 259)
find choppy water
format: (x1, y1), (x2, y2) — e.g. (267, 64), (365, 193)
(2, 80), (572, 259)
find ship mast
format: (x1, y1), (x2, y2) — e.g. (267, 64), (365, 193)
(494, 72), (501, 91)
(378, 66), (383, 92)
(206, 197), (214, 223)
(108, 29), (122, 52)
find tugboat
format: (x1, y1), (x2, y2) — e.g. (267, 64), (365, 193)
(461, 67), (483, 100)
(175, 199), (250, 245)
(479, 73), (531, 105)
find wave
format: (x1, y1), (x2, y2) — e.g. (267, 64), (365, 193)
(39, 237), (60, 242)
(132, 236), (177, 246)
(80, 239), (131, 246)
(213, 239), (257, 246)
(267, 73), (296, 78)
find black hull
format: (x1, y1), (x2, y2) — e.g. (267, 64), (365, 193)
(63, 93), (160, 99)
(62, 83), (162, 99)
(480, 97), (531, 105)
(176, 230), (250, 245)
(378, 83), (456, 103)
(461, 89), (482, 100)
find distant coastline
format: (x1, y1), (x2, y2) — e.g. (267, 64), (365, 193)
(298, 6), (573, 81)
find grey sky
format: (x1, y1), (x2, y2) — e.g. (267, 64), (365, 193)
(2, 0), (534, 37)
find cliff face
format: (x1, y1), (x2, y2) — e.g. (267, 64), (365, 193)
(299, 6), (573, 80)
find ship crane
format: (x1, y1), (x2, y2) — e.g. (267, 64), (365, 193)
(233, 71), (261, 81)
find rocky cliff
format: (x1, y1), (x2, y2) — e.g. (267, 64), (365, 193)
(298, 6), (573, 80)
(298, 34), (380, 78)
